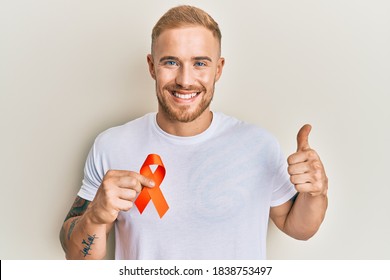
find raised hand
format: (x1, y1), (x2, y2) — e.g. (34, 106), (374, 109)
(287, 124), (328, 196)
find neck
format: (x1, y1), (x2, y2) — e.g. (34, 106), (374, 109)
(156, 110), (213, 137)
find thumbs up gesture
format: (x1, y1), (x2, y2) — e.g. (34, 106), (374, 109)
(287, 125), (328, 197)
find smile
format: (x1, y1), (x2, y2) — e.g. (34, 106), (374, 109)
(172, 91), (200, 100)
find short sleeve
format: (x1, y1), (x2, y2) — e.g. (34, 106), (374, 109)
(77, 142), (104, 201)
(270, 144), (297, 207)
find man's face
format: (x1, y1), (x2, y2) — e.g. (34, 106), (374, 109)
(147, 26), (224, 123)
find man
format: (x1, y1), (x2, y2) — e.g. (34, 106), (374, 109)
(60, 5), (328, 260)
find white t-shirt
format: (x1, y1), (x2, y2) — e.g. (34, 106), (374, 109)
(78, 112), (297, 259)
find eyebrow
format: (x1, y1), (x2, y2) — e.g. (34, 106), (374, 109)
(193, 56), (213, 62)
(159, 56), (213, 63)
(159, 56), (179, 63)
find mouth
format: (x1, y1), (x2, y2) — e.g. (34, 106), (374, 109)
(172, 91), (199, 99)
(170, 91), (201, 101)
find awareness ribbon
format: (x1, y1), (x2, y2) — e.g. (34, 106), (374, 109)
(134, 154), (169, 218)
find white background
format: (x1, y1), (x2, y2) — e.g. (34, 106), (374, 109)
(1, 0), (389, 259)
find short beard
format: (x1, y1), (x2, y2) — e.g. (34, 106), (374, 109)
(156, 83), (214, 123)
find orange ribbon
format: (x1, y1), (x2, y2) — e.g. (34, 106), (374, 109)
(134, 154), (169, 218)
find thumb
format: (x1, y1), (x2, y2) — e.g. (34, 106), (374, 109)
(297, 124), (312, 151)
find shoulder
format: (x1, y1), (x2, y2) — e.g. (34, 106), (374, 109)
(94, 113), (154, 147)
(215, 112), (278, 145)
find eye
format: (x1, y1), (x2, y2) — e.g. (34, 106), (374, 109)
(165, 60), (178, 66)
(194, 61), (206, 67)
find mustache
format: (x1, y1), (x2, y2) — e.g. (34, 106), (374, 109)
(163, 84), (206, 92)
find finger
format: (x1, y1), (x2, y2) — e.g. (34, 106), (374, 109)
(288, 162), (310, 175)
(132, 173), (155, 188)
(293, 183), (314, 194)
(109, 170), (155, 189)
(118, 188), (137, 201)
(288, 149), (319, 165)
(115, 198), (134, 212)
(288, 151), (309, 165)
(290, 173), (312, 185)
(297, 124), (312, 152)
(117, 176), (143, 193)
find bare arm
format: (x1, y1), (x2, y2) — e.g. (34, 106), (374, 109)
(59, 170), (155, 259)
(270, 192), (328, 240)
(270, 124), (328, 240)
(59, 196), (113, 259)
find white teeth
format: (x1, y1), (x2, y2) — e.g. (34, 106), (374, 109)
(173, 92), (198, 99)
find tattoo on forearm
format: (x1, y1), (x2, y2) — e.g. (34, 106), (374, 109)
(60, 226), (66, 250)
(81, 234), (97, 257)
(67, 218), (79, 240)
(64, 196), (90, 222)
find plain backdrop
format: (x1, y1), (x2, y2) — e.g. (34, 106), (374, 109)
(1, 0), (389, 259)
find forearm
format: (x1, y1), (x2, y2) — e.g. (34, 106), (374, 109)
(284, 192), (328, 240)
(60, 212), (112, 260)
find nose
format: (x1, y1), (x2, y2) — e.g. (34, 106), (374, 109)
(175, 64), (193, 88)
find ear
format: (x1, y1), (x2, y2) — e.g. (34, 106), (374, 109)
(147, 54), (156, 80)
(215, 57), (225, 82)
